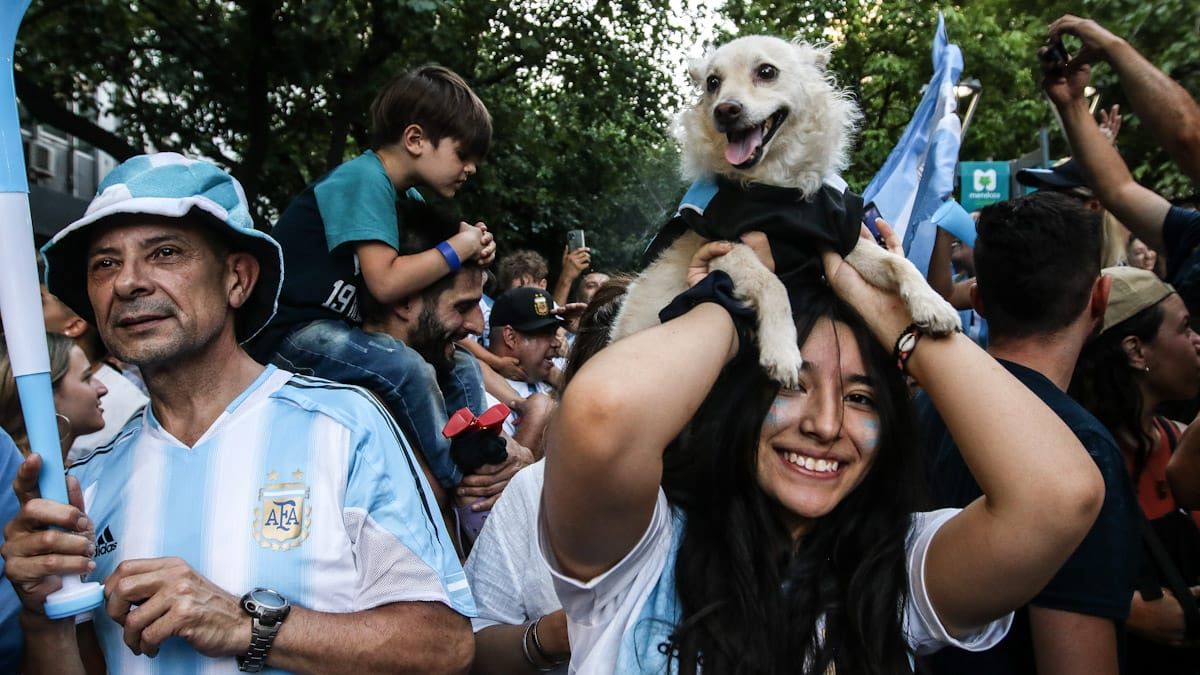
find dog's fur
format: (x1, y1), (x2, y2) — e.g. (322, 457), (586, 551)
(611, 36), (959, 386)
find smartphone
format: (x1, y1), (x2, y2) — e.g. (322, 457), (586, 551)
(862, 204), (884, 246)
(1038, 38), (1070, 75)
(567, 229), (586, 251)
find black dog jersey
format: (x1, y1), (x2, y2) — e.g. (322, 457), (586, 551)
(644, 176), (864, 286)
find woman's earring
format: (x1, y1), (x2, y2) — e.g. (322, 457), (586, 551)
(55, 413), (72, 440)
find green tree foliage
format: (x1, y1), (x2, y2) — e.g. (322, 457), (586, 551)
(15, 0), (700, 271)
(19, 2), (1196, 276)
(718, 0), (1199, 200)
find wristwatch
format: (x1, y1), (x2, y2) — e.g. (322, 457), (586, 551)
(237, 587), (291, 672)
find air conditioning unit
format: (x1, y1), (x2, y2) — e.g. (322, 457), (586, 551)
(29, 141), (55, 178)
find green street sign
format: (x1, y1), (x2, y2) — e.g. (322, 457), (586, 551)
(960, 161), (1010, 212)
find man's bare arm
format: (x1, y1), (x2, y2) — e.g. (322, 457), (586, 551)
(269, 601), (472, 674)
(1044, 51), (1171, 252)
(1050, 15), (1200, 182)
(1029, 606), (1119, 675)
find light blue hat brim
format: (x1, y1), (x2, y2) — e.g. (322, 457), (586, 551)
(41, 157), (283, 344)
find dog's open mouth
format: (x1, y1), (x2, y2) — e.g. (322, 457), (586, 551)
(724, 108), (789, 169)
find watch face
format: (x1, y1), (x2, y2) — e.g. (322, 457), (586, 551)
(249, 589), (287, 611)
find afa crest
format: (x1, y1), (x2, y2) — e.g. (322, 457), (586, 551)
(253, 469), (312, 550)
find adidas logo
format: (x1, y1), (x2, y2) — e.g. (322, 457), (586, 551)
(95, 526), (118, 556)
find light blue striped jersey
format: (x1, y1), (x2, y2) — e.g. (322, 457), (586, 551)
(69, 365), (474, 674)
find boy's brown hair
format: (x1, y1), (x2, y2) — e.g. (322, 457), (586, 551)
(497, 249), (550, 290)
(370, 65), (492, 160)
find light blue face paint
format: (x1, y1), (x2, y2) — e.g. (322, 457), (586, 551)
(862, 418), (880, 450)
(765, 395), (788, 428)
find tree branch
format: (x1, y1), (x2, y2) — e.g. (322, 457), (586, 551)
(14, 71), (139, 161)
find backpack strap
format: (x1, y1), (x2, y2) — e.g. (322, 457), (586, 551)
(1158, 416), (1181, 450)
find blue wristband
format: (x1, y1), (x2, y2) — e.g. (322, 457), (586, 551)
(436, 241), (462, 272)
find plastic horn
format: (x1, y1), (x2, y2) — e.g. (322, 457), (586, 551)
(930, 199), (977, 249)
(0, 0), (104, 619)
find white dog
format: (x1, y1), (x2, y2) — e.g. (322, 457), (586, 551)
(610, 35), (960, 386)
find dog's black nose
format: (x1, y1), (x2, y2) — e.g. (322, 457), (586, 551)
(714, 101), (743, 128)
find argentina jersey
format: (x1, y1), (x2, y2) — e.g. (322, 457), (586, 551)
(68, 365), (473, 674)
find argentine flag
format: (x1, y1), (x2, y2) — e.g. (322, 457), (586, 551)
(862, 12), (964, 275)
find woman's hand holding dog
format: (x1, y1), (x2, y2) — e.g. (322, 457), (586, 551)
(822, 233), (913, 350)
(686, 232), (776, 288)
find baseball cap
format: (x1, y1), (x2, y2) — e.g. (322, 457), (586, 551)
(40, 153), (284, 343)
(1101, 266), (1175, 334)
(1015, 158), (1092, 196)
(490, 287), (565, 333)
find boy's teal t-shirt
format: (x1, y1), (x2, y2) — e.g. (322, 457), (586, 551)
(315, 150), (401, 253)
(249, 151), (423, 356)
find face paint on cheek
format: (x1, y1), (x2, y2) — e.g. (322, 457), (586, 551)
(862, 418), (880, 451)
(765, 395), (787, 428)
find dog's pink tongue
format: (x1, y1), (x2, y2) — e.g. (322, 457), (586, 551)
(724, 127), (763, 166)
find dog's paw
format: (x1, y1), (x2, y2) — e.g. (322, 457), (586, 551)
(758, 337), (804, 388)
(906, 292), (962, 337)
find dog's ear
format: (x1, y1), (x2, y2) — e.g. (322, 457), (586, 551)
(789, 39), (832, 71)
(687, 48), (714, 88)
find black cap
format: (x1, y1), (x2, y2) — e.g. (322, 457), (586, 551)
(1015, 158), (1092, 194)
(490, 287), (565, 333)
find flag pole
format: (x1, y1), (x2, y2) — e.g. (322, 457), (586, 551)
(0, 0), (104, 619)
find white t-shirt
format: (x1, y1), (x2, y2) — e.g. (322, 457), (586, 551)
(464, 460), (566, 674)
(538, 492), (1012, 674)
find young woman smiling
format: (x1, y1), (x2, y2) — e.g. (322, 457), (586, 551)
(541, 236), (1104, 673)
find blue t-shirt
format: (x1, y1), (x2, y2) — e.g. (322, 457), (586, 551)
(915, 359), (1140, 674)
(0, 428), (23, 672)
(252, 151), (422, 358)
(1162, 206), (1200, 318)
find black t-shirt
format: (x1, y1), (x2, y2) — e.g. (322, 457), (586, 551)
(248, 151), (409, 360)
(1163, 206), (1200, 318)
(642, 178), (863, 287)
(915, 359), (1140, 674)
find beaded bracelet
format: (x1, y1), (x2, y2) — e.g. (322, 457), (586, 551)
(893, 323), (922, 374)
(436, 240), (462, 273)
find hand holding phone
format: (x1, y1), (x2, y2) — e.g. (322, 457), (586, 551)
(567, 229), (586, 252)
(1038, 38), (1071, 76)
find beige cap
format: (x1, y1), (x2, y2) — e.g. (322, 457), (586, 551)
(1102, 266), (1175, 334)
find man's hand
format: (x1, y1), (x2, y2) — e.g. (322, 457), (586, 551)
(1047, 15), (1123, 67)
(105, 557), (247, 658)
(491, 354), (526, 381)
(1098, 104), (1122, 144)
(1, 454), (95, 614)
(1129, 587), (1200, 647)
(456, 438), (534, 511)
(560, 246), (591, 281)
(1042, 50), (1095, 109)
(552, 302), (588, 322)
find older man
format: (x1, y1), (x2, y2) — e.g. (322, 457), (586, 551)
(1, 154), (473, 673)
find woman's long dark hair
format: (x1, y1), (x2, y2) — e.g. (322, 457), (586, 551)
(659, 283), (925, 674)
(1070, 301), (1165, 481)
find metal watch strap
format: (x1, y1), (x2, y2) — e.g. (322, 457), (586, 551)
(237, 616), (282, 673)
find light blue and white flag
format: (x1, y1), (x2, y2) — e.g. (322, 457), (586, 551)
(862, 12), (963, 275)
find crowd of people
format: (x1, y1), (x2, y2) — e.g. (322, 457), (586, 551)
(0, 12), (1198, 674)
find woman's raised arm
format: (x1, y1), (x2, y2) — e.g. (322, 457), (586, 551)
(822, 247), (1104, 636)
(542, 243), (742, 583)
